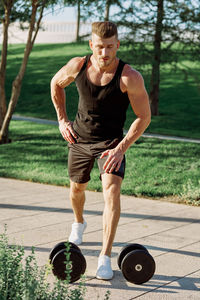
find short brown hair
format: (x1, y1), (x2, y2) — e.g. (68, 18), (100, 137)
(92, 21), (118, 39)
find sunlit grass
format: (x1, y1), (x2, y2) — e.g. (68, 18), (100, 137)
(1, 121), (199, 205)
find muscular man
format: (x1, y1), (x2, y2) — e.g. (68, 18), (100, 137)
(51, 21), (151, 280)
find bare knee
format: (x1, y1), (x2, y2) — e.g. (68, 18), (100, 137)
(104, 181), (120, 198)
(102, 174), (121, 197)
(70, 181), (88, 195)
(103, 180), (121, 212)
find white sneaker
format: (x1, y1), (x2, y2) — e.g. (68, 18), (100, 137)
(68, 220), (87, 245)
(96, 255), (113, 280)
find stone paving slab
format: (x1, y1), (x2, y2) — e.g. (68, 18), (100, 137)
(0, 177), (200, 299)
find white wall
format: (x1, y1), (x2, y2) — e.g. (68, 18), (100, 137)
(0, 21), (91, 44)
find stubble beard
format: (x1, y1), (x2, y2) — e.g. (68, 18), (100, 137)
(98, 55), (116, 69)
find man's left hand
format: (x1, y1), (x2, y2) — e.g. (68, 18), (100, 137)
(100, 148), (124, 173)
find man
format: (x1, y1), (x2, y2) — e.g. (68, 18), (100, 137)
(51, 21), (151, 280)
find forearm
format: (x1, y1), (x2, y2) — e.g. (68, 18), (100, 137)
(51, 80), (78, 143)
(51, 81), (68, 122)
(116, 116), (151, 154)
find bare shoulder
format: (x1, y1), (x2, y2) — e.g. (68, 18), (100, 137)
(66, 56), (86, 75)
(121, 64), (144, 93)
(51, 56), (86, 88)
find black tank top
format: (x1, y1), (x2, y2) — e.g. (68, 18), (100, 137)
(73, 54), (130, 143)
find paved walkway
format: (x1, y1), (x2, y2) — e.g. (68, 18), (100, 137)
(0, 177), (199, 299)
(12, 114), (200, 144)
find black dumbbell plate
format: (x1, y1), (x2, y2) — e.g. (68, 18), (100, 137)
(117, 243), (148, 269)
(52, 248), (86, 282)
(49, 241), (80, 263)
(121, 249), (155, 284)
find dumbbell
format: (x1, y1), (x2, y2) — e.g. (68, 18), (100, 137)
(49, 241), (86, 283)
(117, 243), (155, 284)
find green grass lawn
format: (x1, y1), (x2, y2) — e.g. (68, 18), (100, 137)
(1, 121), (199, 205)
(5, 42), (200, 139)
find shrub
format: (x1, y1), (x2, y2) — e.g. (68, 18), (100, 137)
(0, 228), (110, 300)
(180, 179), (200, 206)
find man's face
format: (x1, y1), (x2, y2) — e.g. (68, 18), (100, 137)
(89, 33), (120, 69)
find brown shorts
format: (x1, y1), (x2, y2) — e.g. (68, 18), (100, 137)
(68, 138), (126, 183)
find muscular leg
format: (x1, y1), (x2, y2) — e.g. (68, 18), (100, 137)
(101, 173), (122, 256)
(69, 180), (88, 223)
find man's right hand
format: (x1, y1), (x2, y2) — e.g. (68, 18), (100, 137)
(58, 120), (78, 144)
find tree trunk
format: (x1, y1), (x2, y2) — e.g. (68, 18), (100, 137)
(76, 0), (81, 42)
(0, 0), (45, 144)
(104, 0), (110, 21)
(149, 0), (164, 116)
(0, 1), (13, 130)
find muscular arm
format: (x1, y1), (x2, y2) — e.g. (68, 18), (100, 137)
(50, 57), (85, 143)
(117, 66), (151, 153)
(101, 65), (151, 173)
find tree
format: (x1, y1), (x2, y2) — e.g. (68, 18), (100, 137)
(63, 0), (82, 41)
(0, 0), (58, 144)
(116, 0), (200, 115)
(104, 0), (111, 21)
(70, 0), (115, 41)
(64, 0), (98, 42)
(81, 0), (122, 22)
(149, 0), (164, 115)
(68, 0), (114, 41)
(149, 0), (200, 115)
(76, 0), (81, 41)
(0, 1), (32, 135)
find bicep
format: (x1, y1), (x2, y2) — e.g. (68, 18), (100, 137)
(127, 75), (151, 119)
(51, 65), (74, 89)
